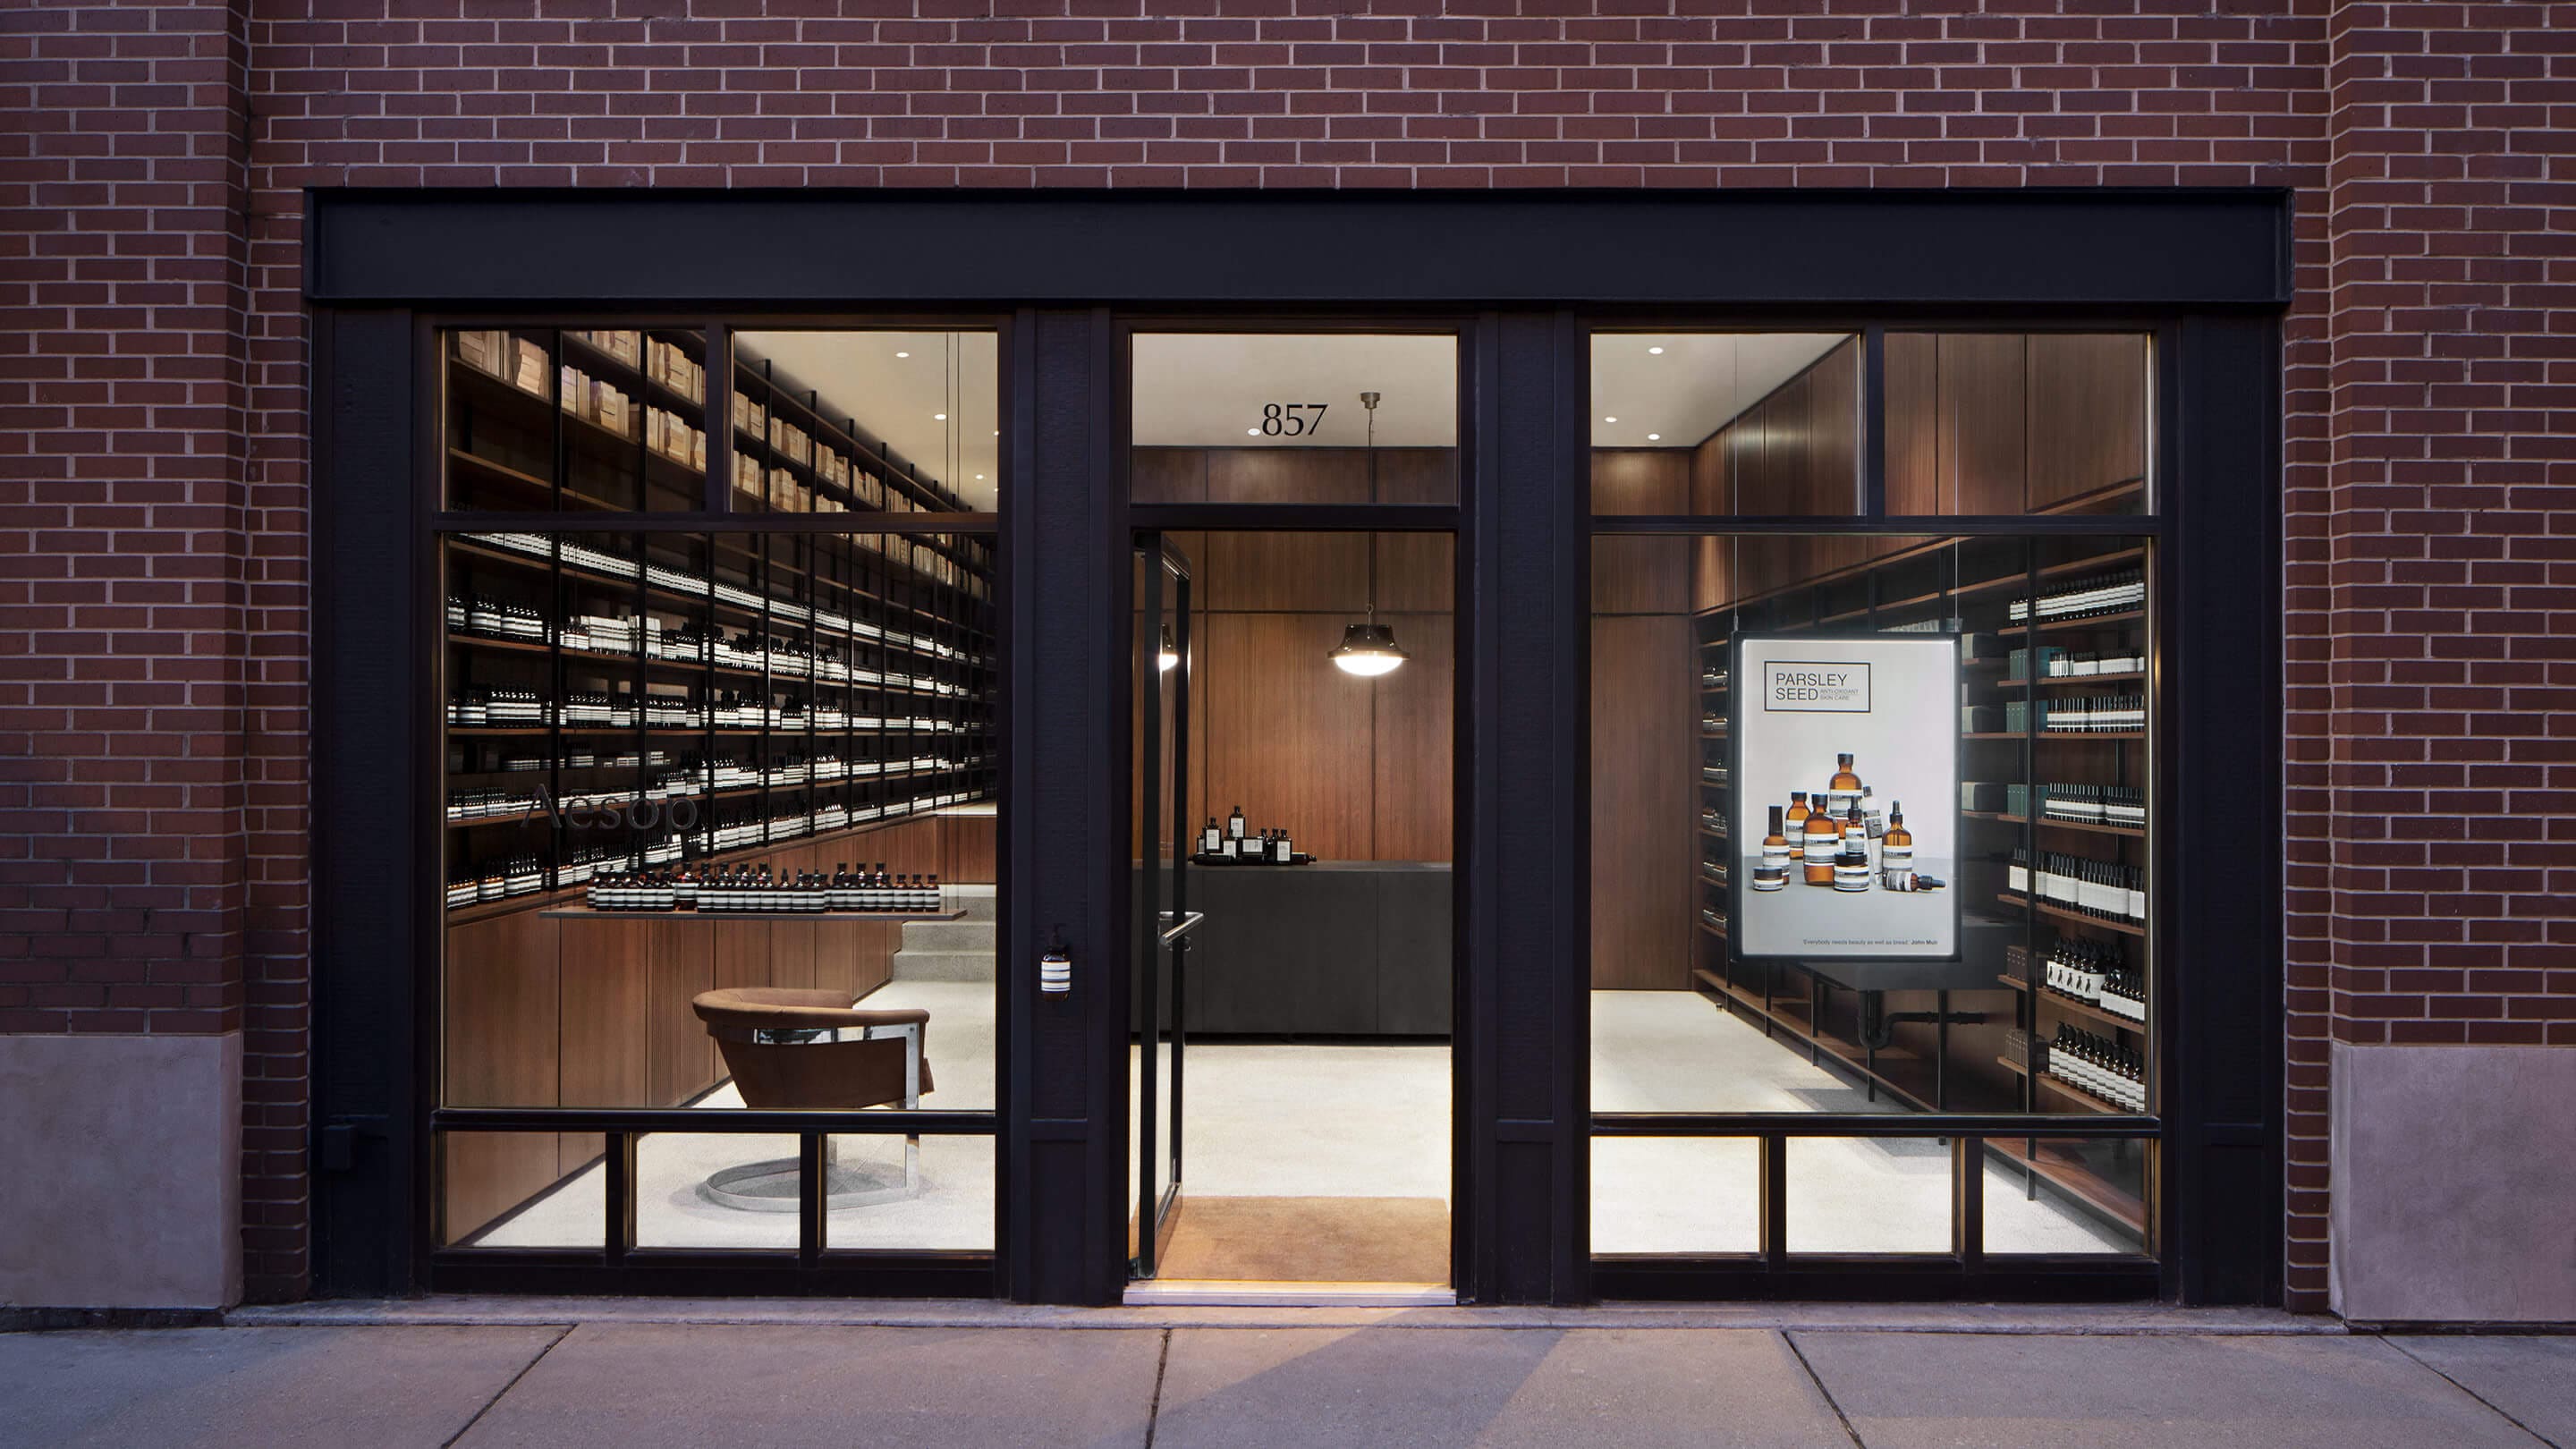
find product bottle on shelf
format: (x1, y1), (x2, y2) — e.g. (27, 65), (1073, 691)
(1870, 804), (1909, 886)
(1754, 805), (1790, 892)
(1784, 791), (1810, 832)
(1201, 817), (1222, 856)
(1227, 805), (1245, 841)
(1833, 803), (1872, 893)
(1827, 753), (1862, 814)
(1801, 788), (1843, 886)
(1274, 828), (1294, 864)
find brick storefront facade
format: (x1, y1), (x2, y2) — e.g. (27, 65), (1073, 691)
(6, 0), (2570, 1313)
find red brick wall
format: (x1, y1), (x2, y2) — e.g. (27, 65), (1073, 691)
(4, 0), (311, 1301)
(21, 0), (2567, 1309)
(2291, 2), (2576, 1307)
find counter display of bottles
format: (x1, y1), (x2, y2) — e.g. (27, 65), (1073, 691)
(1189, 807), (1312, 866)
(1691, 533), (2153, 1237)
(541, 861), (964, 920)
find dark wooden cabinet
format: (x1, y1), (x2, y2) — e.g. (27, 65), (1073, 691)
(1156, 862), (1452, 1036)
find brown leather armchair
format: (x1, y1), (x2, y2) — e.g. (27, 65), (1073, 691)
(691, 987), (936, 1209)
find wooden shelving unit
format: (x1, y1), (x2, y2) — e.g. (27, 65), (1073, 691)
(440, 326), (998, 914)
(1691, 530), (2154, 1241)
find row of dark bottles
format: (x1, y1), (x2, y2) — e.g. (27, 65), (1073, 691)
(2044, 1024), (2146, 1110)
(586, 861), (945, 914)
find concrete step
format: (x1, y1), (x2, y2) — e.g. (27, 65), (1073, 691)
(902, 919), (996, 952)
(889, 949), (996, 983)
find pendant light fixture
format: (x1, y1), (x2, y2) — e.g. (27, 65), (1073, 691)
(1330, 389), (1409, 677)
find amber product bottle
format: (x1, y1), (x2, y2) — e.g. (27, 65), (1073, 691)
(1802, 788), (1843, 885)
(1784, 791), (1810, 831)
(1833, 802), (1872, 892)
(1827, 752), (1863, 814)
(1755, 805), (1791, 892)
(1878, 802), (1914, 886)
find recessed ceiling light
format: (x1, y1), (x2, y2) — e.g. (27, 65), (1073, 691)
(1648, 346), (1665, 355)
(894, 351), (911, 359)
(1247, 428), (1260, 436)
(934, 412), (946, 420)
(1648, 433), (1662, 441)
(1604, 416), (1618, 423)
(975, 472), (985, 479)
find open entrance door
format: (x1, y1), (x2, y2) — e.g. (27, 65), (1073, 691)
(1131, 532), (1196, 1279)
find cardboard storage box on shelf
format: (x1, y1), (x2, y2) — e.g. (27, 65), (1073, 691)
(513, 338), (549, 395)
(647, 338), (702, 402)
(596, 382), (633, 438)
(645, 408), (699, 466)
(769, 417), (812, 466)
(454, 329), (511, 379)
(574, 329), (641, 368)
(732, 391), (765, 439)
(768, 467), (804, 513)
(733, 453), (764, 506)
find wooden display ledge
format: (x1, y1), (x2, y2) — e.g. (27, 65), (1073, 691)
(1996, 1053), (2143, 1115)
(1997, 973), (2149, 1034)
(540, 906), (962, 923)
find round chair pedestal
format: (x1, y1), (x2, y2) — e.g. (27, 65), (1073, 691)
(698, 1139), (922, 1212)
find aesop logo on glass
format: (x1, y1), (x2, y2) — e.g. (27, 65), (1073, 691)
(1762, 660), (1871, 713)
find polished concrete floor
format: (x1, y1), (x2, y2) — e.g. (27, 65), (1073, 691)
(1589, 989), (2133, 1255)
(479, 978), (2122, 1259)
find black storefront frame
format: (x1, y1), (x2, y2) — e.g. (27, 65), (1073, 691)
(308, 190), (2285, 1307)
(1113, 314), (1479, 1293)
(410, 311), (1013, 1298)
(1580, 315), (2182, 1300)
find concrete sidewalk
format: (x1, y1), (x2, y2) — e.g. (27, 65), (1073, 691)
(4, 1303), (2570, 1448)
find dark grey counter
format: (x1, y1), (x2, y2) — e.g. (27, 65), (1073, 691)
(1152, 860), (1452, 1037)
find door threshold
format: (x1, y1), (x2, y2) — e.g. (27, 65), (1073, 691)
(1123, 1280), (1455, 1308)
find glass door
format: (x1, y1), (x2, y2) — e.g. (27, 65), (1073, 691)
(1131, 532), (1197, 1277)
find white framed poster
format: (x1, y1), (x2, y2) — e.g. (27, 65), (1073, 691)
(1732, 631), (1961, 960)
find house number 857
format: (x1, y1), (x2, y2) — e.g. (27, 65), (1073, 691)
(1260, 402), (1328, 436)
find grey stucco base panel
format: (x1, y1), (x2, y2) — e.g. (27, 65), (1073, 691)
(0, 1032), (243, 1309)
(2331, 1041), (2576, 1323)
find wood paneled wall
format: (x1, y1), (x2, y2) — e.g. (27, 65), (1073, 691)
(1132, 453), (1459, 864)
(1161, 589), (1455, 863)
(1884, 332), (2148, 517)
(1589, 451), (1699, 990)
(1589, 613), (1696, 990)
(440, 810), (986, 1241)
